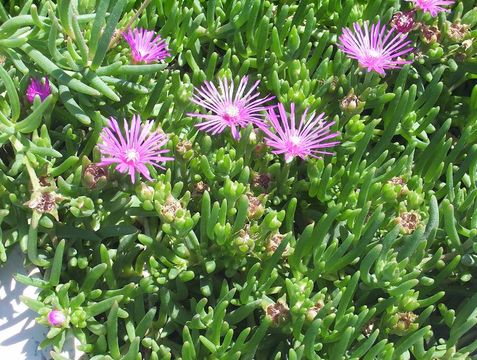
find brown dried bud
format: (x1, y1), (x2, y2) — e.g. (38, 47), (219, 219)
(0, 55), (6, 65)
(266, 301), (289, 325)
(390, 11), (416, 33)
(462, 39), (473, 50)
(82, 164), (108, 189)
(363, 319), (376, 337)
(395, 211), (420, 234)
(448, 22), (469, 42)
(193, 181), (209, 196)
(252, 173), (272, 191)
(421, 25), (440, 44)
(176, 140), (193, 155)
(388, 176), (408, 196)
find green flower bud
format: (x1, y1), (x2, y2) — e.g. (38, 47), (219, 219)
(234, 227), (255, 253)
(69, 196), (95, 217)
(70, 308), (87, 328)
(138, 183), (155, 201)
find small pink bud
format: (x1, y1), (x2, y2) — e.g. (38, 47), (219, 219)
(47, 309), (66, 327)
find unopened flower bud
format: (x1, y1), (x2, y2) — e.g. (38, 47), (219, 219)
(266, 301), (289, 326)
(395, 211), (421, 234)
(82, 164), (107, 189)
(139, 183), (155, 201)
(234, 227), (255, 253)
(390, 11), (416, 33)
(47, 309), (66, 327)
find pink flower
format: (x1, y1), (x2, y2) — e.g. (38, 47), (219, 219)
(407, 0), (455, 16)
(188, 76), (274, 140)
(257, 103), (340, 162)
(338, 21), (413, 75)
(26, 77), (51, 103)
(98, 115), (173, 183)
(123, 28), (170, 64)
(47, 310), (66, 327)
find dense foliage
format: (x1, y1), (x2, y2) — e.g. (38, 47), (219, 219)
(1, 0), (477, 359)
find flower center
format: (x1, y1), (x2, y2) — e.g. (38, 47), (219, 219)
(125, 149), (140, 163)
(224, 105), (240, 119)
(290, 135), (301, 146)
(367, 49), (382, 59)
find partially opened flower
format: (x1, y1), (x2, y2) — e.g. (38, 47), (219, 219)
(188, 76), (274, 140)
(258, 103), (339, 162)
(338, 21), (413, 75)
(98, 115), (173, 183)
(26, 77), (51, 103)
(407, 0), (455, 16)
(123, 28), (170, 63)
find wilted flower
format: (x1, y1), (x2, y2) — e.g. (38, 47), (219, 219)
(123, 28), (170, 63)
(363, 319), (376, 337)
(25, 190), (62, 218)
(407, 0), (455, 16)
(340, 92), (363, 114)
(447, 22), (469, 42)
(266, 232), (292, 256)
(98, 115), (173, 183)
(193, 181), (209, 196)
(266, 301), (289, 325)
(176, 139), (193, 155)
(390, 11), (416, 33)
(246, 193), (265, 219)
(395, 211), (421, 234)
(252, 173), (272, 191)
(47, 310), (66, 327)
(188, 76), (274, 140)
(257, 103), (339, 162)
(160, 195), (182, 222)
(82, 163), (108, 189)
(306, 301), (324, 320)
(421, 25), (441, 43)
(338, 21), (413, 75)
(26, 77), (51, 103)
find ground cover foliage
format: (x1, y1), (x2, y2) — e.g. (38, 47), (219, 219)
(1, 0), (477, 359)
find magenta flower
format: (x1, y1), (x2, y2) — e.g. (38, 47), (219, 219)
(26, 77), (51, 103)
(257, 103), (340, 162)
(98, 115), (173, 183)
(123, 28), (170, 64)
(47, 310), (66, 327)
(338, 21), (413, 75)
(407, 0), (455, 16)
(187, 76), (274, 140)
(391, 11), (416, 33)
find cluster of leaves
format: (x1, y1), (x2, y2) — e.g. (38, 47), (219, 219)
(1, 0), (477, 359)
